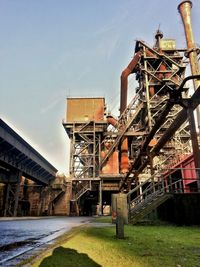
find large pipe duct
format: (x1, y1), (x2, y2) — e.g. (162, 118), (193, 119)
(107, 115), (118, 128)
(178, 1), (200, 83)
(120, 51), (142, 114)
(178, 0), (200, 128)
(119, 51), (141, 173)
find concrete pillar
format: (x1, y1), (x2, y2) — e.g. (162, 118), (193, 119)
(116, 214), (124, 239)
(111, 194), (118, 223)
(4, 184), (11, 216)
(116, 193), (128, 239)
(13, 171), (22, 216)
(118, 193), (128, 224)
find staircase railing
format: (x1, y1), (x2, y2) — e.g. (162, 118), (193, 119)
(49, 182), (68, 208)
(71, 180), (91, 201)
(128, 178), (180, 216)
(101, 101), (144, 167)
(127, 168), (199, 223)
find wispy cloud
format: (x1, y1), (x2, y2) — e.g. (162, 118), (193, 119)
(90, 6), (132, 62)
(92, 6), (130, 37)
(95, 33), (120, 62)
(40, 90), (66, 114)
(76, 67), (91, 81)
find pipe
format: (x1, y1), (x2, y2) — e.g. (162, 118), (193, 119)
(107, 115), (118, 128)
(106, 115), (129, 173)
(149, 86), (155, 96)
(120, 51), (142, 114)
(178, 1), (200, 129)
(120, 138), (129, 173)
(119, 51), (141, 173)
(178, 1), (199, 82)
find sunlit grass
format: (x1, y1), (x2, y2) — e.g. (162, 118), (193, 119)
(30, 223), (200, 267)
(92, 215), (112, 223)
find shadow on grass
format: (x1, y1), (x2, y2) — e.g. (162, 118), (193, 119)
(39, 246), (102, 267)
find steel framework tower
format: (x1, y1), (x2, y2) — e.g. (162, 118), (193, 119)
(63, 32), (194, 214)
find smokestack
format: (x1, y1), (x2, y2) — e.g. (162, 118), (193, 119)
(178, 1), (200, 129)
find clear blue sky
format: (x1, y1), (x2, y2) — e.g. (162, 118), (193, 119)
(0, 0), (200, 174)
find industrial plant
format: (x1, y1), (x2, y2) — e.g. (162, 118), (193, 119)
(0, 0), (200, 225)
(63, 0), (200, 223)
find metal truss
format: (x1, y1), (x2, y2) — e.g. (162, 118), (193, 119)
(101, 38), (191, 184)
(128, 40), (191, 174)
(70, 121), (101, 179)
(3, 171), (22, 216)
(0, 119), (57, 184)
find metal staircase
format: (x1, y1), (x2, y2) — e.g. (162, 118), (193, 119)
(127, 172), (183, 224)
(46, 182), (68, 215)
(51, 182), (67, 203)
(71, 180), (91, 201)
(101, 96), (144, 167)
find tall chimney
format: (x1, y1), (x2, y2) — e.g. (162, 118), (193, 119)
(178, 0), (200, 129)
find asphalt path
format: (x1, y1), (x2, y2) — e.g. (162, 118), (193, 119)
(0, 216), (92, 266)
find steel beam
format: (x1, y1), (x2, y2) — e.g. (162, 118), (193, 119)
(0, 119), (57, 184)
(120, 77), (200, 190)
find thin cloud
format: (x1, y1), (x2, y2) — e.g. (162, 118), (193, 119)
(40, 90), (66, 114)
(76, 67), (91, 81)
(95, 33), (120, 62)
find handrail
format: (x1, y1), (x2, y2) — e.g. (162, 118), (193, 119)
(72, 180), (91, 201)
(129, 179), (181, 210)
(162, 167), (200, 171)
(128, 179), (181, 221)
(127, 167), (200, 218)
(101, 101), (144, 167)
(127, 171), (161, 196)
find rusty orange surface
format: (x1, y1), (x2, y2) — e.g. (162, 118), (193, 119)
(101, 150), (119, 174)
(66, 97), (105, 122)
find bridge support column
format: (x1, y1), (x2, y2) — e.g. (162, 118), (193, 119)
(4, 184), (11, 216)
(13, 171), (22, 216)
(4, 171), (22, 217)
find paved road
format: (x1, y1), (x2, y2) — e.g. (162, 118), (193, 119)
(0, 216), (91, 266)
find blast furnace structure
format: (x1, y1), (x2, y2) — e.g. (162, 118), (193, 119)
(63, 1), (200, 218)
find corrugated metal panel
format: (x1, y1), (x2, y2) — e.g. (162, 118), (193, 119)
(160, 39), (176, 50)
(66, 98), (105, 122)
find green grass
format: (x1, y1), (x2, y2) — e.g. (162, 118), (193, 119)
(92, 215), (112, 223)
(30, 223), (200, 267)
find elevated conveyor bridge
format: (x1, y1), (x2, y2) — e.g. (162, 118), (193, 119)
(0, 119), (57, 216)
(0, 118), (57, 185)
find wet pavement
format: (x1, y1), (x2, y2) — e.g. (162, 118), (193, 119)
(0, 216), (92, 266)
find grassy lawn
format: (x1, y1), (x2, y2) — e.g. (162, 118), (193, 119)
(30, 219), (200, 267)
(92, 215), (112, 223)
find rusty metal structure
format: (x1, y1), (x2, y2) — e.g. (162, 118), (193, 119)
(63, 0), (200, 216)
(0, 118), (67, 217)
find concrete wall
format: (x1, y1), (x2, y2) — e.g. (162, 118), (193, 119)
(53, 183), (72, 215)
(157, 193), (200, 225)
(0, 175), (72, 217)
